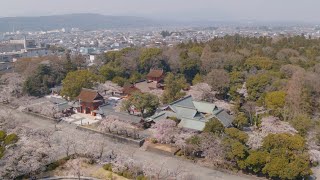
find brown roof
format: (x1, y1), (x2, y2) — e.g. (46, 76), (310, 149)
(147, 69), (164, 78)
(77, 88), (103, 102)
(122, 84), (141, 96)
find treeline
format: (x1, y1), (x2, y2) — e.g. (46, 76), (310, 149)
(19, 35), (320, 117)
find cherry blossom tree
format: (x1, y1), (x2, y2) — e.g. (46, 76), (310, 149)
(174, 129), (197, 155)
(95, 81), (122, 96)
(187, 83), (217, 102)
(0, 73), (25, 103)
(142, 159), (185, 180)
(64, 158), (84, 180)
(0, 128), (56, 179)
(246, 116), (297, 149)
(26, 101), (60, 118)
(151, 119), (178, 144)
(199, 133), (225, 166)
(98, 115), (141, 138)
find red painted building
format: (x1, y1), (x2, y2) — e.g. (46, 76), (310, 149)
(77, 88), (104, 116)
(146, 68), (164, 82)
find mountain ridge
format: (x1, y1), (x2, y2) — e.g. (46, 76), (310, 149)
(0, 13), (159, 32)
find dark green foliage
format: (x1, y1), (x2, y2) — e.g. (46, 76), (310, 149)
(61, 70), (102, 99)
(192, 73), (203, 85)
(245, 56), (273, 70)
(246, 72), (273, 101)
(136, 175), (148, 180)
(167, 116), (181, 125)
(103, 163), (113, 171)
(225, 128), (248, 144)
(120, 170), (134, 179)
(46, 157), (70, 171)
(100, 61), (125, 81)
(139, 48), (162, 72)
(0, 146), (5, 159)
(4, 133), (18, 145)
(244, 151), (269, 173)
(262, 133), (305, 151)
(233, 112), (249, 129)
(290, 114), (312, 137)
(63, 50), (77, 73)
(223, 138), (248, 169)
(24, 65), (64, 97)
(180, 58), (200, 83)
(0, 130), (6, 142)
(241, 133), (311, 179)
(162, 73), (187, 104)
(112, 76), (127, 86)
(122, 92), (159, 117)
(203, 118), (225, 135)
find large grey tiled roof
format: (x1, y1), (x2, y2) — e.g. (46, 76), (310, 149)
(97, 104), (142, 124)
(149, 95), (234, 131)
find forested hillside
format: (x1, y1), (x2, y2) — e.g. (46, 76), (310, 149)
(6, 35), (320, 179)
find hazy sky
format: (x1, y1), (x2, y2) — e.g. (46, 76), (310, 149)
(1, 0), (320, 22)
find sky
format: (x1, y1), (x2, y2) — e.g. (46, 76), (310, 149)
(1, 0), (320, 23)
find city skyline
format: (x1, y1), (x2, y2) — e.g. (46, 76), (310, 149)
(1, 0), (320, 23)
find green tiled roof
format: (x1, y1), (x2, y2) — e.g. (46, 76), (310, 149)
(193, 101), (216, 114)
(178, 118), (206, 131)
(169, 95), (195, 109)
(174, 106), (197, 119)
(149, 95), (234, 131)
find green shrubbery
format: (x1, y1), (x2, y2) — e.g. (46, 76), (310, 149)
(242, 133), (311, 179)
(46, 157), (70, 171)
(150, 138), (158, 144)
(103, 163), (113, 171)
(0, 130), (6, 142)
(4, 133), (18, 145)
(136, 175), (148, 180)
(203, 117), (225, 135)
(0, 130), (19, 159)
(0, 146), (5, 158)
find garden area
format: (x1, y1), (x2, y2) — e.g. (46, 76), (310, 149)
(38, 157), (129, 180)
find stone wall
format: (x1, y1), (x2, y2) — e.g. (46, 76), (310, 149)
(77, 126), (145, 147)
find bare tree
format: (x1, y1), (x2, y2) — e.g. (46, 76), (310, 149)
(286, 69), (306, 117)
(242, 101), (256, 126)
(205, 69), (230, 95)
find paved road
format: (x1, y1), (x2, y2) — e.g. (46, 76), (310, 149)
(1, 105), (257, 180)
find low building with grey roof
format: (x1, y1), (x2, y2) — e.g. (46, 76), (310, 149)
(147, 95), (234, 131)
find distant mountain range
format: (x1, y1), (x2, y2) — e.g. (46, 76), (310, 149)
(0, 13), (315, 33)
(0, 13), (160, 32)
